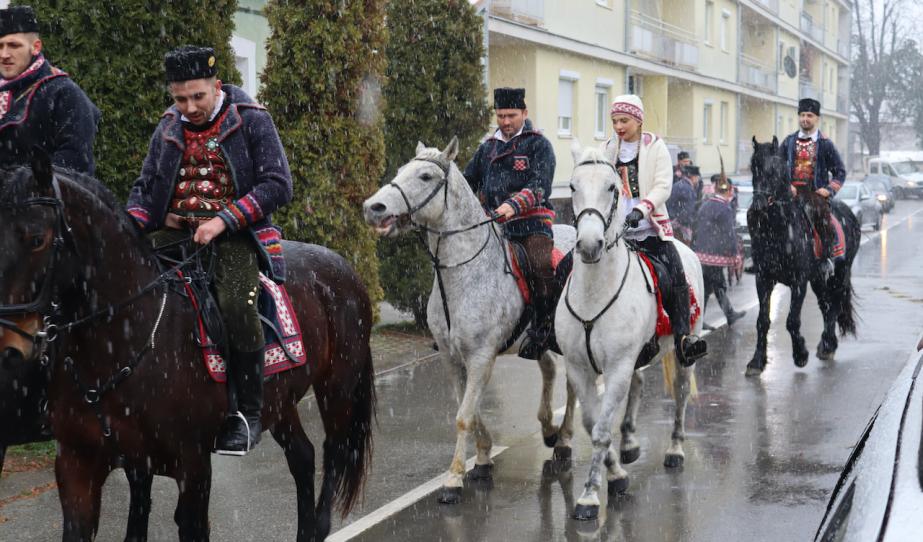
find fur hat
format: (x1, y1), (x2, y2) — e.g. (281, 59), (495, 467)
(493, 87), (526, 110)
(798, 98), (821, 116)
(0, 6), (38, 38)
(610, 94), (644, 123)
(165, 45), (218, 83)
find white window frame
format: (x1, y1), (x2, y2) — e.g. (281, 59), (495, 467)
(558, 72), (580, 138)
(231, 35), (258, 97)
(705, 1), (714, 45)
(703, 102), (713, 144)
(719, 101), (728, 144)
(594, 83), (611, 140)
(720, 10), (731, 52)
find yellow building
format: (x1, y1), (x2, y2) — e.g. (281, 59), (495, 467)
(476, 0), (851, 202)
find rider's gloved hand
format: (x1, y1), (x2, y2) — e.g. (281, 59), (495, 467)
(626, 209), (644, 228)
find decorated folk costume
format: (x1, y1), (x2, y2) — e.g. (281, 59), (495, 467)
(463, 87), (558, 360)
(127, 46), (293, 455)
(0, 6), (100, 173)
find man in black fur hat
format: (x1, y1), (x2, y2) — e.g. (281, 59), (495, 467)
(779, 97), (846, 276)
(0, 5), (99, 173)
(463, 87), (558, 360)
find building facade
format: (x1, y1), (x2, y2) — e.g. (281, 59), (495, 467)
(478, 0), (851, 202)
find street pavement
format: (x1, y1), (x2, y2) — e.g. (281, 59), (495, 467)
(2, 201), (923, 541)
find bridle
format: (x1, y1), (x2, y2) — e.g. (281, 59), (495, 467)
(571, 159), (627, 259)
(385, 155), (503, 332)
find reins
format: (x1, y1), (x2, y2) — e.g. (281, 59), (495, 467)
(386, 155), (504, 332)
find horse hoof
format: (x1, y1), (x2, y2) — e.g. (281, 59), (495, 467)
(467, 463), (493, 481)
(620, 447), (641, 465)
(552, 446), (572, 462)
(437, 486), (462, 505)
(794, 355), (809, 368)
(573, 503), (599, 521)
(607, 476), (629, 496)
(543, 433), (558, 448)
(663, 453), (684, 468)
(745, 364), (764, 377)
(817, 349), (835, 361)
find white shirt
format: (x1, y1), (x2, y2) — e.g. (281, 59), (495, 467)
(181, 90), (226, 124)
(493, 125), (524, 143)
(797, 129), (819, 142)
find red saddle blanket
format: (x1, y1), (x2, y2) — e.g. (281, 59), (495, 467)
(638, 253), (702, 337)
(509, 245), (565, 304)
(182, 273), (308, 383)
(813, 214), (846, 259)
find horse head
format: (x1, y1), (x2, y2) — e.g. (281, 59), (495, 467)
(0, 150), (61, 362)
(570, 139), (621, 263)
(750, 135), (790, 212)
(363, 137), (466, 236)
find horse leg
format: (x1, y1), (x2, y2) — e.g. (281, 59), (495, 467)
(271, 407), (316, 542)
(812, 276), (839, 360)
(439, 353), (494, 504)
(173, 462), (212, 542)
(468, 413), (493, 481)
(573, 365), (632, 521)
(555, 377), (577, 461)
(56, 445), (110, 542)
(124, 467), (154, 542)
(787, 282), (810, 367)
(746, 276), (775, 376)
(536, 350), (572, 457)
(664, 361), (691, 468)
(619, 370), (643, 465)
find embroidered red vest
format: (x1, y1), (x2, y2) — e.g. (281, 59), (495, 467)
(171, 108), (235, 220)
(792, 138), (817, 186)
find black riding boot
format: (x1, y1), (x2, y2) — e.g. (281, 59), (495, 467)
(519, 295), (559, 360)
(215, 349), (264, 456)
(660, 253), (707, 367)
(716, 288), (746, 326)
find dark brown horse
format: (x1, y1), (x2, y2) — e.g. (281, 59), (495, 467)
(0, 155), (375, 542)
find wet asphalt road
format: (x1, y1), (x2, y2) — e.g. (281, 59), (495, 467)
(2, 202), (923, 541)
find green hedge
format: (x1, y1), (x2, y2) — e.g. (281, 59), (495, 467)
(379, 0), (490, 327)
(259, 0), (386, 310)
(18, 0), (241, 200)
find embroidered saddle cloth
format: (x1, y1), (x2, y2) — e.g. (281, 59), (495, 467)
(637, 253), (701, 337)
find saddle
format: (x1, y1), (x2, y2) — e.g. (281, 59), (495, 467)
(507, 242), (566, 305)
(154, 243), (308, 384)
(811, 213), (846, 260)
(629, 245), (701, 338)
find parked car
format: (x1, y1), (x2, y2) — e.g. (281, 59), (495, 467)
(734, 185), (753, 258)
(814, 339), (923, 542)
(834, 182), (882, 231)
(867, 157), (923, 199)
(862, 174), (895, 213)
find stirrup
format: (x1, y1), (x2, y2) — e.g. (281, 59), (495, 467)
(214, 411), (252, 456)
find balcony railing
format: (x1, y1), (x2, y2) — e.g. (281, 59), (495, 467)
(490, 0), (544, 27)
(800, 12), (825, 43)
(753, 0), (779, 14)
(739, 53), (778, 93)
(629, 11), (699, 71)
(800, 78), (821, 100)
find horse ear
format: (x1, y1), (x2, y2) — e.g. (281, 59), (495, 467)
(752, 136), (758, 149)
(441, 136), (459, 162)
(771, 135), (779, 153)
(30, 146), (54, 195)
(415, 141), (426, 155)
(570, 138), (583, 163)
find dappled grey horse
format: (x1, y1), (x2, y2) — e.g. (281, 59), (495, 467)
(556, 143), (702, 520)
(363, 138), (576, 504)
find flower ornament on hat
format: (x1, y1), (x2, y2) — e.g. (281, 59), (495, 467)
(610, 94), (644, 123)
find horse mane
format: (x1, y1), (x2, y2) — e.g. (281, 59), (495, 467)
(577, 146), (607, 163)
(751, 142), (790, 198)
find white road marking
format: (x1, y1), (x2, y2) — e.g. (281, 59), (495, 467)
(327, 446), (508, 541)
(333, 205), (923, 540)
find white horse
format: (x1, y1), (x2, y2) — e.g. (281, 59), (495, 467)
(363, 138), (577, 503)
(556, 142), (703, 520)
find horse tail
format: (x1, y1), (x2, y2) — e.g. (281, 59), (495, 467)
(836, 269), (858, 337)
(661, 350), (698, 400)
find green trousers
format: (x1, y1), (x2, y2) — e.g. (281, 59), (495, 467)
(149, 229), (264, 352)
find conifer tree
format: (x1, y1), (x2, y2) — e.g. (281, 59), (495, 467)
(19, 0), (241, 199)
(259, 0), (386, 306)
(378, 0), (490, 327)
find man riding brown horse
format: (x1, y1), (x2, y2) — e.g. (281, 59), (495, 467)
(127, 45), (293, 455)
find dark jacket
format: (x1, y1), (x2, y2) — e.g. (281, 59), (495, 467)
(127, 84), (293, 282)
(0, 55), (100, 174)
(463, 119), (556, 238)
(780, 131), (846, 193)
(666, 177), (696, 228)
(693, 195), (738, 264)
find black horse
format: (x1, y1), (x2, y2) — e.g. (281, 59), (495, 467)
(746, 137), (859, 376)
(0, 154), (376, 541)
